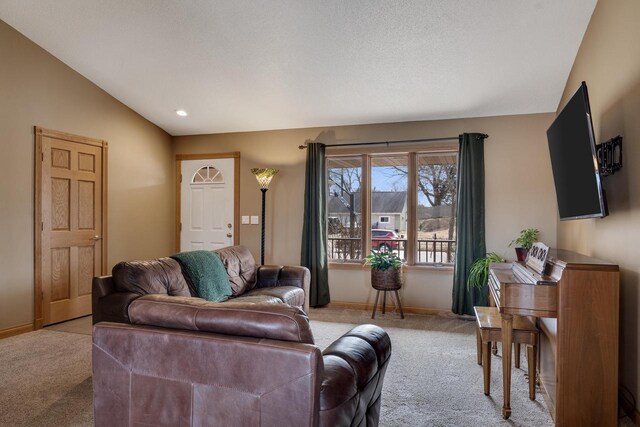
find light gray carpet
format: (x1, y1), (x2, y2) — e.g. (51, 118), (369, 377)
(310, 308), (554, 427)
(0, 310), (633, 426)
(0, 329), (93, 427)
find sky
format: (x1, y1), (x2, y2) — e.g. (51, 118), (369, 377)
(372, 166), (433, 207)
(330, 164), (451, 208)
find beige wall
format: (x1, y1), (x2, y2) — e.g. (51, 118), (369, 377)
(0, 20), (174, 330)
(174, 112), (556, 310)
(555, 0), (640, 414)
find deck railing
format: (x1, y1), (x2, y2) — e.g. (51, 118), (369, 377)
(328, 237), (362, 260)
(328, 235), (456, 264)
(416, 237), (456, 264)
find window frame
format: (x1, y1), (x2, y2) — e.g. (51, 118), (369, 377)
(326, 144), (458, 267)
(326, 155), (365, 262)
(191, 165), (225, 184)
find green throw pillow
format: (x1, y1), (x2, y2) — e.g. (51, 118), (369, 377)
(171, 250), (233, 302)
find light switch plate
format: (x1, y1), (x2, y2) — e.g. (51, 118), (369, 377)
(250, 216), (259, 225)
(241, 216), (250, 225)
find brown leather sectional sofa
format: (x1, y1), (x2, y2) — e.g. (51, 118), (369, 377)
(92, 245), (392, 426)
(93, 296), (391, 426)
(92, 245), (310, 324)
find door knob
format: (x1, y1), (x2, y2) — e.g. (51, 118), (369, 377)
(91, 235), (102, 241)
(226, 233), (232, 238)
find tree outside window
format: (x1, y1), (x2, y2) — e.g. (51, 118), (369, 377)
(416, 152), (457, 263)
(327, 149), (457, 265)
(327, 157), (362, 260)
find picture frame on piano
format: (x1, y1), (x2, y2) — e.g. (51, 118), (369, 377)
(524, 242), (549, 275)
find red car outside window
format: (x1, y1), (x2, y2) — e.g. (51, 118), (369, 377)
(371, 229), (400, 251)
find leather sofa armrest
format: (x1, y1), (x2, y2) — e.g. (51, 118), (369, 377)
(257, 265), (310, 312)
(92, 276), (113, 324)
(93, 275), (114, 299)
(94, 291), (140, 325)
(92, 276), (140, 325)
(319, 325), (391, 426)
(318, 355), (359, 426)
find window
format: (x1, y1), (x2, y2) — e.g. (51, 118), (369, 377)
(327, 157), (362, 260)
(192, 166), (224, 184)
(327, 149), (457, 265)
(371, 155), (408, 260)
(416, 151), (458, 263)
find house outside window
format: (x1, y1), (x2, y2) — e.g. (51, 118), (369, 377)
(371, 154), (408, 259)
(327, 157), (362, 260)
(327, 148), (457, 266)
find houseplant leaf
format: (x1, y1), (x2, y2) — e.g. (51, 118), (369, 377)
(509, 228), (539, 250)
(364, 250), (403, 271)
(467, 252), (505, 289)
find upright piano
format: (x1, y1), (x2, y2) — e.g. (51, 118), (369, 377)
(488, 248), (619, 426)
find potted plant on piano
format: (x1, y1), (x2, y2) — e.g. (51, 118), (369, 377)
(467, 253), (505, 290)
(509, 228), (539, 262)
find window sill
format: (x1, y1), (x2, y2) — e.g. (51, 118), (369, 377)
(328, 261), (454, 272)
(404, 264), (454, 272)
(328, 261), (366, 270)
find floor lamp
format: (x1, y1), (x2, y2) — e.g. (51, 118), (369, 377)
(251, 168), (279, 265)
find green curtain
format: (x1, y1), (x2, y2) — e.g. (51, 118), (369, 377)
(301, 142), (330, 307)
(452, 133), (487, 315)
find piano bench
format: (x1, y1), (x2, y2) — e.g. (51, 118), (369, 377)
(474, 306), (539, 400)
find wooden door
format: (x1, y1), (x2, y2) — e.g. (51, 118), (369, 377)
(35, 127), (107, 327)
(180, 158), (236, 251)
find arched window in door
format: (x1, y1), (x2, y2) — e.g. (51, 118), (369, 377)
(191, 165), (224, 184)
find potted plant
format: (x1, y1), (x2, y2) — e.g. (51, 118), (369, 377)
(365, 250), (403, 291)
(509, 228), (539, 262)
(467, 252), (505, 289)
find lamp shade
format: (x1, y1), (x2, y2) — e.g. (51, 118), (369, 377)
(251, 168), (279, 189)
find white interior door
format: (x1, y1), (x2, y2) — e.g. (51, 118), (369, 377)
(180, 158), (235, 251)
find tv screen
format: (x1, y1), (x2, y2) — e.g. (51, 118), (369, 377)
(547, 82), (607, 220)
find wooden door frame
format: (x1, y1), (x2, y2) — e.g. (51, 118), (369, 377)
(175, 153), (240, 252)
(34, 126), (108, 329)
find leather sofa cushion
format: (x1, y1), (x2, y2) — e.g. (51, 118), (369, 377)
(231, 294), (283, 305)
(256, 265), (308, 289)
(112, 258), (191, 296)
(215, 246), (257, 296)
(242, 286), (305, 309)
(128, 294), (315, 344)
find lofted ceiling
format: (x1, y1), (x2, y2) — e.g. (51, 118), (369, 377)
(0, 0), (596, 136)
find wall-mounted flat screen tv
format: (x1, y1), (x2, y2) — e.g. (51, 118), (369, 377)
(547, 82), (607, 220)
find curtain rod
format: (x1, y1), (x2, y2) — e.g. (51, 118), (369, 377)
(297, 134), (488, 149)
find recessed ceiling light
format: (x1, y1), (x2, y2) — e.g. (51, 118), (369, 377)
(176, 110), (188, 117)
